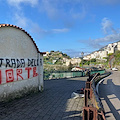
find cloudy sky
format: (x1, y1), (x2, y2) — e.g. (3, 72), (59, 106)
(0, 0), (120, 57)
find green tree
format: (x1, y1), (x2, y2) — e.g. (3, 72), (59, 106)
(68, 62), (73, 71)
(114, 50), (120, 65)
(91, 58), (96, 62)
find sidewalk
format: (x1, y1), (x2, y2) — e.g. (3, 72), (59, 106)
(0, 77), (87, 120)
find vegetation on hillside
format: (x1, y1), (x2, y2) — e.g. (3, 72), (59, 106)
(43, 51), (72, 73)
(79, 58), (97, 67)
(113, 50), (120, 66)
(43, 51), (71, 65)
(80, 50), (120, 69)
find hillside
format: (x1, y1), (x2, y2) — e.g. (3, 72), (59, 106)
(43, 51), (71, 65)
(43, 51), (72, 72)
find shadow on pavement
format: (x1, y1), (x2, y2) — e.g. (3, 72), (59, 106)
(99, 78), (120, 120)
(0, 77), (86, 120)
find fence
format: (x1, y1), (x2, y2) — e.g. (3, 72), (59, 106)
(90, 69), (106, 75)
(83, 73), (106, 120)
(43, 69), (106, 80)
(44, 71), (85, 80)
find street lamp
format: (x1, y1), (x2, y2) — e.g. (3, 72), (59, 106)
(81, 52), (84, 76)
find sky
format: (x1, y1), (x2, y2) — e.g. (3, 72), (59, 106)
(1, 0), (120, 57)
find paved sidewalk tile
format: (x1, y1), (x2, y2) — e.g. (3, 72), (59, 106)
(0, 77), (87, 120)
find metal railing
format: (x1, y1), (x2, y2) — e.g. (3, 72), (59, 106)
(83, 73), (106, 120)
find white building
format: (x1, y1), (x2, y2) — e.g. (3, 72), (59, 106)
(0, 24), (45, 102)
(65, 58), (81, 66)
(106, 43), (117, 54)
(117, 42), (120, 51)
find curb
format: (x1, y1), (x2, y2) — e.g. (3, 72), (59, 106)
(96, 79), (104, 94)
(96, 72), (111, 94)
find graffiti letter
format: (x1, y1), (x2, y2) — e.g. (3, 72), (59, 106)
(21, 59), (25, 67)
(40, 59), (42, 66)
(6, 69), (14, 83)
(33, 67), (38, 77)
(0, 70), (2, 84)
(16, 69), (23, 80)
(25, 67), (32, 79)
(28, 59), (32, 67)
(33, 59), (36, 66)
(11, 59), (16, 68)
(6, 59), (11, 68)
(31, 59), (34, 66)
(0, 58), (4, 67)
(17, 59), (22, 68)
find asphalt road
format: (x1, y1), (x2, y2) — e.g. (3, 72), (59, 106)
(99, 71), (120, 120)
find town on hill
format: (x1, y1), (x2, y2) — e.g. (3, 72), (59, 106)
(43, 41), (120, 72)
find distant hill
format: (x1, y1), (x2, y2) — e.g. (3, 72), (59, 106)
(43, 51), (71, 65)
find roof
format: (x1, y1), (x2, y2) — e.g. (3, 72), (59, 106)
(0, 24), (45, 54)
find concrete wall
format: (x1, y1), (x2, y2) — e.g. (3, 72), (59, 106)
(0, 26), (43, 102)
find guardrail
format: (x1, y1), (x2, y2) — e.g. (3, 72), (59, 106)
(83, 73), (106, 120)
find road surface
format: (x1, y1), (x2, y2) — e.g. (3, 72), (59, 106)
(0, 77), (87, 120)
(99, 71), (120, 120)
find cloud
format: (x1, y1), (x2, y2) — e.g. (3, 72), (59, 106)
(40, 0), (59, 19)
(39, 0), (87, 20)
(70, 5), (87, 20)
(101, 18), (116, 35)
(7, 0), (38, 8)
(63, 49), (82, 58)
(63, 49), (90, 58)
(38, 0), (120, 22)
(93, 33), (120, 44)
(52, 28), (69, 33)
(6, 0), (70, 40)
(14, 13), (28, 28)
(13, 12), (70, 39)
(81, 18), (120, 49)
(88, 32), (120, 49)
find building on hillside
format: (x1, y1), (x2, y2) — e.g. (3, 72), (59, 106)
(100, 51), (108, 58)
(71, 67), (85, 71)
(59, 53), (63, 57)
(43, 51), (49, 56)
(71, 58), (81, 65)
(82, 42), (120, 62)
(83, 50), (108, 61)
(83, 54), (91, 60)
(52, 60), (57, 64)
(65, 58), (81, 66)
(117, 42), (120, 51)
(106, 43), (117, 54)
(90, 53), (96, 59)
